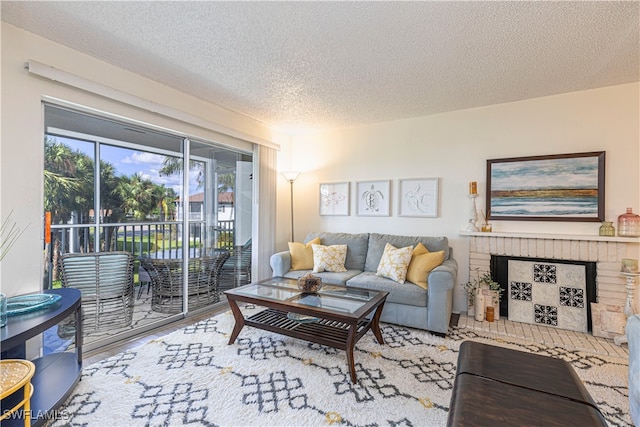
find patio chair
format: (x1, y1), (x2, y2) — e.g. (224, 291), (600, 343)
(140, 251), (229, 314)
(137, 263), (152, 299)
(219, 239), (252, 290)
(59, 251), (135, 333)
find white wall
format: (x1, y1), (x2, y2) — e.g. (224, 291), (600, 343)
(276, 83), (640, 313)
(0, 23), (275, 295)
(3, 22), (638, 313)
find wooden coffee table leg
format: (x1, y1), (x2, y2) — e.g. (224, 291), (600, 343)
(370, 302), (385, 344)
(227, 297), (245, 345)
(346, 324), (358, 383)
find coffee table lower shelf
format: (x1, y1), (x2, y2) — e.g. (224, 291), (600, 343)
(246, 308), (369, 351)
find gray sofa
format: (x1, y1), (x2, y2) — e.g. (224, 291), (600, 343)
(270, 232), (457, 334)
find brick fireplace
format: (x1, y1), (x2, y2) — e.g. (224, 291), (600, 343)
(462, 231), (639, 338)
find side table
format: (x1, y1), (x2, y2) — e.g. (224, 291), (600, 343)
(0, 359), (36, 426)
(1, 288), (82, 426)
(614, 272), (639, 346)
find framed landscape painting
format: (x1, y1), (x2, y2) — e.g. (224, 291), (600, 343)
(319, 182), (350, 216)
(486, 151), (605, 222)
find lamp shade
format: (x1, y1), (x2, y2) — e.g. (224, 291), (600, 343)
(282, 171), (300, 182)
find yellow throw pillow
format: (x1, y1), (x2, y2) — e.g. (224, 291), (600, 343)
(376, 243), (414, 284)
(312, 244), (348, 273)
(288, 237), (321, 270)
(412, 242), (429, 256)
(406, 245), (445, 289)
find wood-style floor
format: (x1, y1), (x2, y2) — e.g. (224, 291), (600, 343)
(82, 305), (228, 366)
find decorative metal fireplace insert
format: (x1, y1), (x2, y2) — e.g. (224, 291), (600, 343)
(491, 255), (597, 332)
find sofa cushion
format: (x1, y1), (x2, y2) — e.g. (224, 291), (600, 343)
(288, 237), (321, 270)
(376, 243), (413, 284)
(283, 269), (362, 286)
(406, 247), (445, 290)
(305, 232), (369, 271)
(364, 233), (449, 272)
(312, 244), (348, 273)
(347, 271), (428, 307)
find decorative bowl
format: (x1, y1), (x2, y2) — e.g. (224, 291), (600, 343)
(6, 293), (62, 316)
(297, 274), (323, 294)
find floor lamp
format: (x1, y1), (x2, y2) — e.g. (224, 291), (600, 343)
(282, 171), (300, 242)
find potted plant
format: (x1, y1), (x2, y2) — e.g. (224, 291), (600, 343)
(1, 210), (28, 327)
(462, 271), (503, 318)
(462, 276), (480, 317)
(0, 210), (27, 262)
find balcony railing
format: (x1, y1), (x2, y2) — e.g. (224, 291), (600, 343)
(45, 219), (236, 288)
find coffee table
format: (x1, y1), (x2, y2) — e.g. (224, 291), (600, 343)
(224, 278), (388, 383)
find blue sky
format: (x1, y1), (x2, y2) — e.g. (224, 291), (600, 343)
(58, 136), (202, 195)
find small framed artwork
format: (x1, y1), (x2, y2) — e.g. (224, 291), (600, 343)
(319, 182), (350, 216)
(487, 151), (605, 222)
(398, 178), (439, 217)
(356, 180), (391, 216)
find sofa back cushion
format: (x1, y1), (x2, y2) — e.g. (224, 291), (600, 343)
(364, 233), (450, 272)
(305, 232), (369, 271)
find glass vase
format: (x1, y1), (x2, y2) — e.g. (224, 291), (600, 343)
(599, 221), (615, 237)
(618, 208), (640, 237)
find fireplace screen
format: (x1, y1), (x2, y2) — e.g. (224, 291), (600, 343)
(492, 256), (596, 333)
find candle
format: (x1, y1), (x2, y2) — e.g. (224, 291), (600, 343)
(485, 306), (495, 322)
(469, 181), (477, 195)
(621, 258), (638, 273)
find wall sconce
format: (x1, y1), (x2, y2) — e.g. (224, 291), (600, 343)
(282, 171), (300, 242)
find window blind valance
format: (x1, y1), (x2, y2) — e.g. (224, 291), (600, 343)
(27, 59), (279, 151)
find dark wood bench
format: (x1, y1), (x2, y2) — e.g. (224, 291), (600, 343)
(447, 341), (607, 426)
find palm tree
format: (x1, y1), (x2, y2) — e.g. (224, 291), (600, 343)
(44, 138), (83, 223)
(44, 138), (94, 278)
(217, 172), (235, 193)
(160, 155), (236, 194)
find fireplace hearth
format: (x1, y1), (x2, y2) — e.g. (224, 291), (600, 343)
(463, 231), (637, 338)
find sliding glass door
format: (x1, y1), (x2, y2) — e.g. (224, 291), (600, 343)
(43, 104), (253, 350)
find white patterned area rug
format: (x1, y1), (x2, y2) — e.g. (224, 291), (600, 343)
(54, 305), (632, 427)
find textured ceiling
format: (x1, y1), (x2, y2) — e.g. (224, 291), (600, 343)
(2, 1), (639, 131)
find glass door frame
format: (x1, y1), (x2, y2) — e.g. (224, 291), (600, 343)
(44, 104), (253, 352)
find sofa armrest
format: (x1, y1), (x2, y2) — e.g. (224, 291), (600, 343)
(425, 258), (458, 333)
(428, 258), (458, 291)
(270, 250), (292, 277)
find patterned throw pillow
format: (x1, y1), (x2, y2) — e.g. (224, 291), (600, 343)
(406, 243), (445, 289)
(376, 243), (414, 284)
(312, 244), (348, 273)
(288, 237), (321, 270)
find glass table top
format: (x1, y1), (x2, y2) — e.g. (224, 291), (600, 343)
(228, 278), (380, 314)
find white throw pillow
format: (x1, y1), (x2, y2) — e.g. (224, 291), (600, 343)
(312, 244), (348, 273)
(376, 243), (414, 284)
